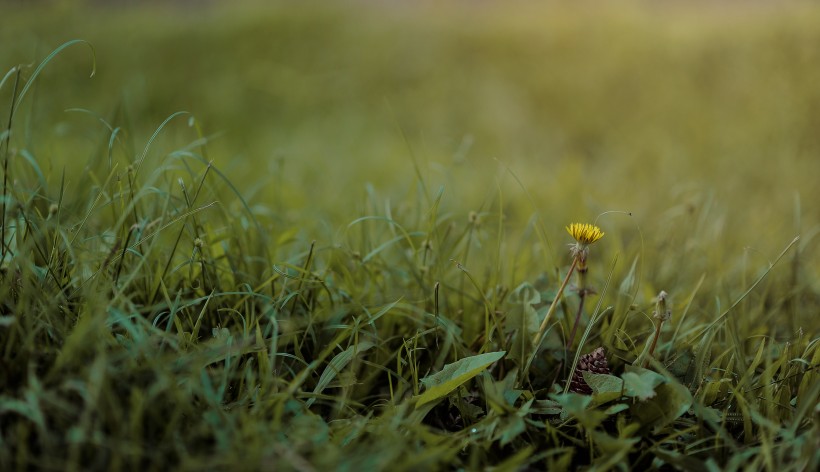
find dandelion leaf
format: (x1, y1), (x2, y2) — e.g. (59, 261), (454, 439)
(583, 371), (624, 405)
(549, 392), (605, 428)
(622, 366), (666, 401)
(630, 379), (693, 432)
(415, 351), (506, 407)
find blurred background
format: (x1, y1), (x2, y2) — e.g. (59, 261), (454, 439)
(2, 0), (819, 293)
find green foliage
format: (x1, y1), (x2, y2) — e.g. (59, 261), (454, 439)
(417, 351), (506, 407)
(504, 282), (540, 370)
(622, 366), (666, 401)
(1, 2), (820, 470)
(583, 372), (623, 405)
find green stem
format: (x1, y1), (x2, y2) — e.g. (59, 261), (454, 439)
(567, 291), (586, 350)
(644, 320), (664, 368)
(533, 256), (579, 347)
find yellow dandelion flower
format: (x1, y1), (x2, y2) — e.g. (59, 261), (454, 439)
(566, 223), (605, 246)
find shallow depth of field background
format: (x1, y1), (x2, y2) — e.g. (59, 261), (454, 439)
(3, 0), (820, 314)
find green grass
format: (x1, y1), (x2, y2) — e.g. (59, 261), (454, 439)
(1, 1), (820, 470)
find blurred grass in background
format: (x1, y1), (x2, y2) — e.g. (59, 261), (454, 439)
(5, 2), (820, 217)
(5, 2), (820, 256)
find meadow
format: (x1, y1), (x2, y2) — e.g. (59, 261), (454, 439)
(1, 1), (819, 470)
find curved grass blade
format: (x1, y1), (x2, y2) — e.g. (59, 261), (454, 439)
(14, 39), (96, 114)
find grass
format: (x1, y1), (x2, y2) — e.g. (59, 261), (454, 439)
(1, 1), (820, 470)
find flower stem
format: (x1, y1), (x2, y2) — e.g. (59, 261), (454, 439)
(644, 319), (664, 368)
(567, 292), (586, 350)
(533, 256), (579, 348)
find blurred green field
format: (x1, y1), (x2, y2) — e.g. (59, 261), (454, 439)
(2, 1), (820, 470)
(5, 1), (820, 239)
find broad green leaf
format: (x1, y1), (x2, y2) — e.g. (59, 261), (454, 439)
(666, 347), (694, 381)
(549, 392), (605, 428)
(622, 366), (666, 401)
(550, 392), (592, 413)
(661, 380), (693, 422)
(630, 380), (693, 432)
(622, 372), (658, 401)
(415, 351), (506, 407)
(508, 281), (541, 307)
(584, 372), (624, 405)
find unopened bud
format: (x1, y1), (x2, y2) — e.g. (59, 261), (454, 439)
(653, 291), (671, 322)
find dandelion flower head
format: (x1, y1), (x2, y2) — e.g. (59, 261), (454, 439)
(566, 223), (605, 246)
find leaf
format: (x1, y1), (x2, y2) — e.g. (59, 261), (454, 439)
(622, 373), (658, 401)
(630, 380), (693, 432)
(666, 347), (694, 381)
(603, 403), (629, 415)
(481, 371), (521, 411)
(622, 366), (666, 401)
(498, 415), (526, 446)
(288, 413), (330, 446)
(306, 341), (374, 407)
(660, 380), (693, 422)
(508, 281), (542, 306)
(549, 392), (605, 428)
(415, 351), (506, 407)
(0, 397), (46, 430)
(550, 392), (592, 414)
(583, 372), (624, 405)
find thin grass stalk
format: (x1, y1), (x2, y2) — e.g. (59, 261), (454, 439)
(566, 258), (589, 350)
(1, 69), (20, 263)
(533, 256), (578, 348)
